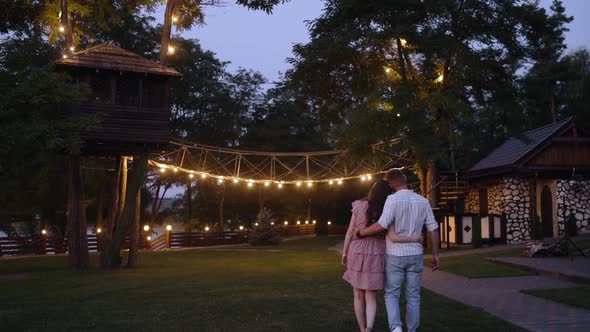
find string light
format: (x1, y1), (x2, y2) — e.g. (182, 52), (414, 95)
(338, 179), (343, 185)
(160, 167), (166, 173)
(143, 225), (150, 231)
(69, 46), (75, 52)
(361, 176), (367, 182)
(239, 226), (244, 231)
(59, 25), (65, 33)
(296, 221), (301, 225)
(97, 228), (102, 233)
(255, 222), (259, 226)
(62, 54), (67, 59)
(233, 178), (239, 184)
(270, 222), (274, 225)
(218, 178), (224, 184)
(329, 180), (334, 185)
(264, 181), (270, 187)
(307, 181), (313, 188)
(296, 181), (302, 187)
(41, 229), (47, 235)
(166, 225), (172, 231)
(173, 167), (178, 173)
(168, 46), (175, 55)
(278, 183), (283, 189)
(201, 173), (207, 179)
(205, 226), (210, 232)
(147, 236), (152, 241)
(172, 16), (178, 23)
(305, 220), (309, 224)
(284, 221), (288, 225)
(366, 174), (372, 180)
(247, 182), (253, 188)
(189, 173), (194, 178)
(327, 221), (332, 225)
(312, 220), (316, 224)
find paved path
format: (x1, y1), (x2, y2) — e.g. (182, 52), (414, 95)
(334, 241), (590, 331)
(488, 256), (590, 284)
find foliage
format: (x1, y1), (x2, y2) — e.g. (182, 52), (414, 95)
(566, 213), (578, 237)
(249, 208), (281, 245)
(287, 0), (573, 169)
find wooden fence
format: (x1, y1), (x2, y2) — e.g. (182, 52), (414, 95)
(0, 235), (148, 257)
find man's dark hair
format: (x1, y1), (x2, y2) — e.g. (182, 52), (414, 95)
(385, 168), (407, 183)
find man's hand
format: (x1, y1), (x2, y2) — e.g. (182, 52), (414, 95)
(431, 254), (440, 271)
(341, 254), (347, 267)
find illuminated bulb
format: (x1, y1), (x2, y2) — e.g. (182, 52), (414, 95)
(41, 229), (47, 235)
(239, 226), (244, 231)
(328, 221), (332, 225)
(189, 173), (194, 178)
(361, 176), (367, 182)
(62, 54), (67, 59)
(305, 220), (309, 224)
(147, 236), (152, 241)
(59, 25), (65, 33)
(168, 46), (175, 55)
(385, 67), (391, 73)
(338, 179), (343, 185)
(69, 46), (74, 52)
(397, 113), (401, 117)
(143, 225), (150, 231)
(329, 180), (334, 185)
(296, 221), (301, 225)
(278, 183), (283, 189)
(97, 228), (102, 234)
(217, 178), (224, 184)
(205, 226), (210, 232)
(307, 182), (313, 187)
(399, 38), (407, 47)
(284, 221), (288, 225)
(233, 178), (239, 183)
(247, 182), (253, 188)
(435, 73), (444, 83)
(172, 16), (178, 23)
(166, 225), (172, 231)
(173, 167), (178, 173)
(264, 181), (270, 187)
(201, 173), (207, 179)
(366, 174), (372, 180)
(296, 181), (302, 187)
(160, 167), (166, 173)
(255, 223), (259, 226)
(270, 222), (274, 225)
(312, 220), (316, 224)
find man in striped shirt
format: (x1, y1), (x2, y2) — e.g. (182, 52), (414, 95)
(357, 169), (440, 332)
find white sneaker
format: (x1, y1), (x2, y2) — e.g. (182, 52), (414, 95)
(391, 327), (402, 332)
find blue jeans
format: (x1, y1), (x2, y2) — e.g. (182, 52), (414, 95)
(384, 254), (423, 332)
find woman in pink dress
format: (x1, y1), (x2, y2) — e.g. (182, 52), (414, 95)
(342, 179), (422, 332)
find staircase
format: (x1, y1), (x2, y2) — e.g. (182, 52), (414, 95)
(438, 171), (469, 213)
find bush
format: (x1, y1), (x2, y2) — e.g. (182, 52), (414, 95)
(533, 216), (543, 240)
(566, 214), (578, 237)
(249, 208), (281, 246)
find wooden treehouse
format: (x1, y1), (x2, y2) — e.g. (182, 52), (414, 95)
(55, 44), (181, 154)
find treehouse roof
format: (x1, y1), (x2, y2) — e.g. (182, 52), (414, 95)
(55, 44), (181, 77)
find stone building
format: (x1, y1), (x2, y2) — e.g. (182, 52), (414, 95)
(464, 117), (590, 243)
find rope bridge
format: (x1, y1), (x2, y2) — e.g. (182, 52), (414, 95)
(150, 138), (414, 187)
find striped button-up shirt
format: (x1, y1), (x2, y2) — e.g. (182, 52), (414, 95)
(377, 190), (439, 256)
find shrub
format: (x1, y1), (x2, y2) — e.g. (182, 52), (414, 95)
(566, 214), (578, 237)
(249, 208), (281, 246)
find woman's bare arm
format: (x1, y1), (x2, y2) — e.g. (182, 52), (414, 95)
(341, 212), (356, 266)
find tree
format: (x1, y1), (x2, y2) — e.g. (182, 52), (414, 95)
(287, 0), (572, 185)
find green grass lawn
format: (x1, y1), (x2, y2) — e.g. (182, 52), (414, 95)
(425, 249), (532, 279)
(522, 287), (590, 310)
(0, 237), (524, 331)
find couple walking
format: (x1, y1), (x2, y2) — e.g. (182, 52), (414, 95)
(342, 169), (440, 332)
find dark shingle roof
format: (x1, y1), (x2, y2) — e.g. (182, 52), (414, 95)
(470, 117), (574, 173)
(55, 44), (181, 77)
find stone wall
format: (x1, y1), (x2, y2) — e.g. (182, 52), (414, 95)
(464, 190), (479, 213)
(556, 179), (590, 235)
(463, 177), (531, 243)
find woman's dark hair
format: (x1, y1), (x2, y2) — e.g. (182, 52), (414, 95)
(366, 179), (393, 226)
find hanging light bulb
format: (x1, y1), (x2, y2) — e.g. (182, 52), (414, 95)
(172, 16), (178, 23)
(296, 221), (301, 225)
(173, 167), (178, 173)
(233, 178), (239, 184)
(159, 166), (166, 173)
(329, 180), (334, 185)
(205, 226), (210, 232)
(147, 236), (152, 241)
(189, 173), (194, 179)
(201, 173), (207, 179)
(278, 183), (283, 189)
(307, 181), (313, 188)
(247, 182), (253, 188)
(143, 225), (150, 231)
(296, 181), (302, 187)
(166, 225), (172, 231)
(62, 54), (67, 59)
(312, 220), (317, 224)
(97, 228), (102, 233)
(305, 220), (309, 224)
(59, 25), (65, 33)
(366, 174), (372, 180)
(385, 67), (392, 73)
(218, 178), (224, 184)
(69, 46), (75, 52)
(264, 181), (270, 187)
(41, 229), (47, 235)
(361, 176), (367, 182)
(338, 179), (343, 185)
(168, 45), (175, 55)
(284, 221), (288, 225)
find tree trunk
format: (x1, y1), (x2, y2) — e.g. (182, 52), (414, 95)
(127, 189), (141, 268)
(159, 0), (176, 66)
(66, 155), (89, 270)
(418, 163), (428, 196)
(118, 157), (128, 220)
(61, 0), (73, 53)
(150, 180), (161, 224)
(217, 186), (225, 231)
(426, 160), (438, 208)
(186, 177), (192, 223)
(96, 184), (104, 251)
(108, 154), (149, 268)
(100, 156), (122, 269)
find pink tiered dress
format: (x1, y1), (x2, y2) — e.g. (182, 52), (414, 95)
(342, 200), (386, 290)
